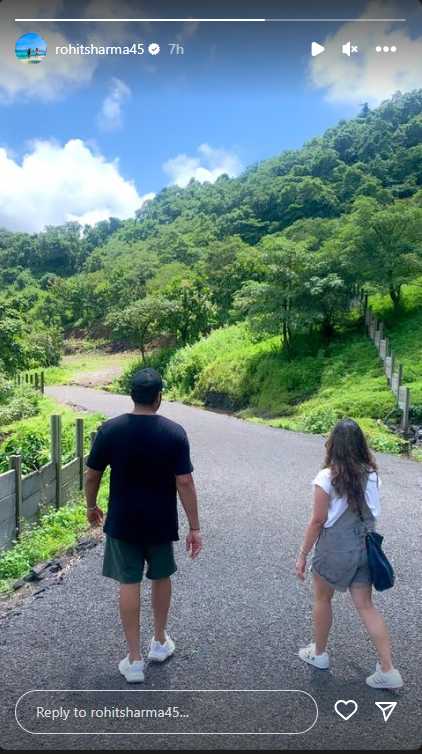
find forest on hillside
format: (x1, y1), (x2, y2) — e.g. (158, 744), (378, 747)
(1, 90), (422, 381)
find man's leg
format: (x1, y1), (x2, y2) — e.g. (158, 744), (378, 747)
(151, 577), (172, 644)
(119, 583), (142, 661)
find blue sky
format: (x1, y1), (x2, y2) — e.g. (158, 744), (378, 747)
(0, 0), (421, 231)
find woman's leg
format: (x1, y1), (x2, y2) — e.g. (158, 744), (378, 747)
(349, 585), (393, 672)
(313, 573), (335, 654)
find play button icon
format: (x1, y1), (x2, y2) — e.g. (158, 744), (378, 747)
(311, 41), (325, 57)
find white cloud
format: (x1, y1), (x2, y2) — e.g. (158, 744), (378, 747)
(310, 1), (422, 105)
(163, 144), (243, 188)
(0, 1), (97, 102)
(0, 139), (152, 232)
(97, 77), (131, 131)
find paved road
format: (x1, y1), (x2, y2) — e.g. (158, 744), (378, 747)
(1, 386), (421, 750)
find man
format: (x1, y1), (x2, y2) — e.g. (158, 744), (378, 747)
(85, 367), (202, 683)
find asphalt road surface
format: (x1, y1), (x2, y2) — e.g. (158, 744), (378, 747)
(1, 386), (421, 751)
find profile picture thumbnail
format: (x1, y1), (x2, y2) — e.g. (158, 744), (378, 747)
(15, 32), (47, 64)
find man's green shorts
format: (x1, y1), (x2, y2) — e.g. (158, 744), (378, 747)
(103, 535), (177, 583)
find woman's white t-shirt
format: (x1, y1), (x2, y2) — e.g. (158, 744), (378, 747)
(313, 467), (381, 528)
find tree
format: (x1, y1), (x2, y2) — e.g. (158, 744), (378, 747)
(161, 275), (216, 345)
(198, 236), (266, 324)
(105, 296), (174, 360)
(233, 237), (310, 353)
(344, 197), (422, 307)
(0, 304), (27, 374)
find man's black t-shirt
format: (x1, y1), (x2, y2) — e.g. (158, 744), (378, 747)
(86, 413), (193, 544)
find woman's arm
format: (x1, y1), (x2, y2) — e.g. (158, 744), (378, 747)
(296, 485), (330, 581)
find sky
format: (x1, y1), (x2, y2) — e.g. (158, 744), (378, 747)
(0, 0), (422, 232)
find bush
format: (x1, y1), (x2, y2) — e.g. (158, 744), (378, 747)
(0, 376), (40, 425)
(165, 324), (279, 404)
(26, 327), (63, 367)
(165, 325), (254, 395)
(302, 407), (340, 434)
(0, 405), (102, 474)
(0, 375), (15, 403)
(358, 418), (407, 455)
(0, 387), (40, 426)
(117, 347), (177, 395)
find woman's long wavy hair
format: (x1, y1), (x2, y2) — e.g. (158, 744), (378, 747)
(324, 419), (378, 513)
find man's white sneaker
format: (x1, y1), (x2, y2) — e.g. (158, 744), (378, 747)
(148, 633), (175, 662)
(366, 662), (403, 689)
(298, 642), (330, 670)
(118, 655), (145, 683)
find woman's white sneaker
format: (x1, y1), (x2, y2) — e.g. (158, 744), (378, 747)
(148, 633), (175, 662)
(366, 663), (403, 689)
(298, 642), (330, 669)
(118, 655), (145, 683)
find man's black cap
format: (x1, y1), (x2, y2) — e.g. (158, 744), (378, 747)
(131, 368), (163, 404)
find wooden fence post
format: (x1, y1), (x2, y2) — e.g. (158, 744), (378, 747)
(399, 386), (410, 433)
(397, 363), (403, 389)
(9, 455), (22, 541)
(385, 353), (394, 384)
(51, 414), (62, 510)
(365, 307), (371, 327)
(40, 371), (45, 395)
(30, 373), (34, 385)
(34, 373), (39, 391)
(76, 418), (84, 491)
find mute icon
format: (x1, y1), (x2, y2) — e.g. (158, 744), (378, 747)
(342, 41), (358, 56)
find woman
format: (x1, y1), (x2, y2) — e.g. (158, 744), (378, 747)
(296, 418), (403, 689)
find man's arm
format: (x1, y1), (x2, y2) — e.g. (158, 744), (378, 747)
(85, 467), (104, 526)
(176, 473), (202, 559)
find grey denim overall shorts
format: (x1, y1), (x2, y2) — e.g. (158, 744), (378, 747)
(311, 503), (375, 592)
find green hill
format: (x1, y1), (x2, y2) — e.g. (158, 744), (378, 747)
(1, 91), (422, 456)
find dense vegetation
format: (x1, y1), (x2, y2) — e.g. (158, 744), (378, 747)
(1, 90), (422, 446)
(0, 397), (103, 474)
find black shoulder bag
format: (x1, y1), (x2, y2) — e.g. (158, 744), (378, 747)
(358, 484), (395, 592)
(365, 530), (395, 591)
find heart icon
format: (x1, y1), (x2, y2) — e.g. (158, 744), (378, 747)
(334, 699), (358, 721)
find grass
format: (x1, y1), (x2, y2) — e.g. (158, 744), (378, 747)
(44, 350), (135, 386)
(0, 472), (109, 594)
(370, 279), (422, 419)
(135, 308), (419, 456)
(0, 393), (108, 594)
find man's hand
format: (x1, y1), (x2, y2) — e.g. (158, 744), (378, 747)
(87, 506), (104, 527)
(186, 529), (202, 559)
(295, 553), (307, 582)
